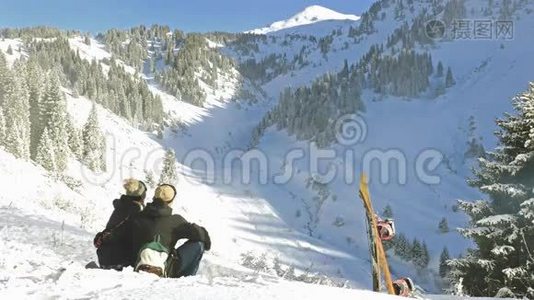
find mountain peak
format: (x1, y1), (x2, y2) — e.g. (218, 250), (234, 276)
(298, 5), (350, 18)
(246, 5), (360, 34)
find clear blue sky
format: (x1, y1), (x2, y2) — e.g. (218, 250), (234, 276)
(0, 0), (374, 33)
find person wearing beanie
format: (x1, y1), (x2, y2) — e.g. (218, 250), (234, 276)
(105, 179), (147, 229)
(110, 183), (211, 278)
(93, 178), (147, 270)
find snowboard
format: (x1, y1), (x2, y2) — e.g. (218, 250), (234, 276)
(359, 173), (395, 295)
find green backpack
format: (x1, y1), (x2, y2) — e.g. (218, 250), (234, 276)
(135, 235), (170, 277)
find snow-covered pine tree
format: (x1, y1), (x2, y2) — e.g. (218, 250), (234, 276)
(40, 72), (69, 171)
(410, 238), (422, 262)
(446, 67), (455, 88)
(421, 241), (430, 268)
(82, 104), (106, 172)
(0, 106), (6, 147)
(381, 205), (395, 253)
(66, 117), (82, 160)
(439, 217), (450, 233)
(436, 61), (444, 77)
(35, 127), (57, 173)
(442, 0), (467, 27)
(3, 66), (31, 160)
(411, 238), (430, 269)
(159, 148), (178, 185)
(25, 59), (45, 158)
(449, 82), (534, 298)
(144, 169), (156, 189)
(383, 204), (394, 218)
(439, 247), (451, 278)
(411, 239), (430, 269)
(393, 233), (411, 261)
(0, 52), (9, 105)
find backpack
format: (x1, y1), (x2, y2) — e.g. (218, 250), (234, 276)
(135, 234), (170, 277)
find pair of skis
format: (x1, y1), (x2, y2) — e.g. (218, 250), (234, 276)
(358, 173), (396, 295)
(359, 173), (424, 298)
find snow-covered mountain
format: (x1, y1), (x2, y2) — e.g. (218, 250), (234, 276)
(1, 0), (534, 298)
(246, 5), (360, 34)
(0, 36), (378, 298)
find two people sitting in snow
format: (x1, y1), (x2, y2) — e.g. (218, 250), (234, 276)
(92, 179), (211, 278)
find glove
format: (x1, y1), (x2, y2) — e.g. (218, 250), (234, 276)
(93, 231), (112, 248)
(201, 227), (211, 251)
(189, 223), (211, 251)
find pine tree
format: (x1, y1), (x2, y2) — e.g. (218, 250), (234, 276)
(66, 117), (82, 160)
(340, 59), (349, 79)
(4, 68), (31, 160)
(393, 233), (411, 261)
(165, 41), (174, 65)
(411, 239), (431, 269)
(439, 217), (450, 233)
(82, 104), (106, 172)
(449, 82), (534, 298)
(383, 204), (394, 218)
(25, 59), (45, 158)
(0, 106), (6, 147)
(420, 242), (430, 269)
(35, 128), (57, 172)
(6, 45), (13, 55)
(144, 169), (156, 188)
(437, 61), (444, 77)
(159, 148), (178, 185)
(411, 238), (423, 266)
(442, 0), (467, 26)
(40, 73), (69, 171)
(446, 67), (455, 88)
(439, 247), (451, 278)
(0, 52), (9, 105)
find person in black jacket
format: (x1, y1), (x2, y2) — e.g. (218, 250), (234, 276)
(118, 184), (211, 277)
(93, 178), (147, 270)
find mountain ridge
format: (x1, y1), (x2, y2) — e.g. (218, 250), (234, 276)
(246, 5), (360, 34)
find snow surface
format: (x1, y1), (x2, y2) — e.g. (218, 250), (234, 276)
(0, 38), (25, 66)
(228, 0), (534, 292)
(246, 5), (360, 35)
(0, 1), (532, 298)
(0, 200), (399, 299)
(69, 36), (137, 75)
(0, 50), (379, 298)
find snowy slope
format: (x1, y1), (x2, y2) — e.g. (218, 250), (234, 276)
(247, 5), (360, 34)
(0, 38), (26, 66)
(0, 185), (491, 299)
(0, 36), (376, 297)
(0, 94), (373, 297)
(69, 36), (137, 75)
(224, 0), (534, 292)
(1, 0), (532, 298)
(0, 194), (393, 299)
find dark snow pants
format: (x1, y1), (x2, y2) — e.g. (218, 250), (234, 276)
(170, 241), (205, 278)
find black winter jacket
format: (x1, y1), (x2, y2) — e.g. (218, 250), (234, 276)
(105, 195), (144, 230)
(115, 199), (211, 267)
(95, 195), (144, 268)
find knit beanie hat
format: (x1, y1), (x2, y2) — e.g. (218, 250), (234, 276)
(123, 179), (147, 197)
(154, 184), (176, 203)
